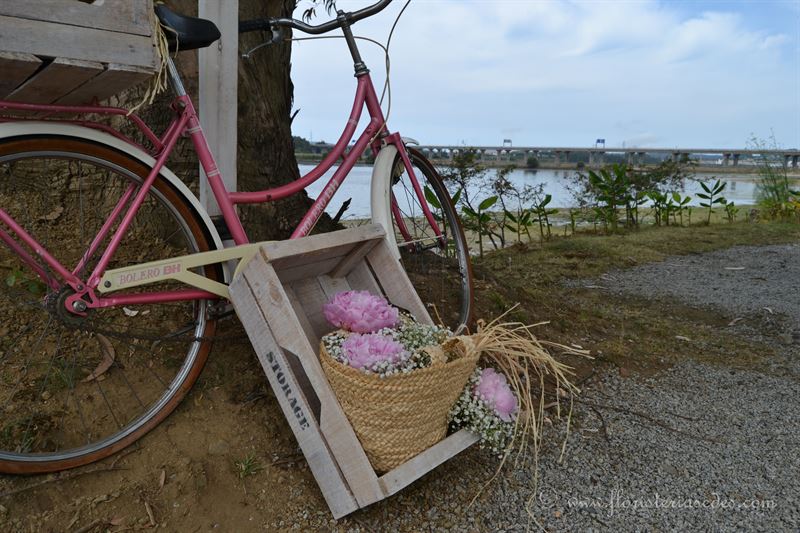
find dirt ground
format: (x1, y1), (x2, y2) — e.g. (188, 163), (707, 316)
(0, 222), (798, 532)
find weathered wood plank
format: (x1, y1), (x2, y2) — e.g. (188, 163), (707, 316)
(345, 261), (383, 296)
(0, 51), (41, 99)
(0, 16), (157, 70)
(199, 0), (238, 216)
(7, 58), (103, 104)
(238, 254), (385, 506)
(274, 255), (348, 285)
(366, 240), (433, 325)
(317, 275), (352, 300)
(290, 278), (335, 344)
(284, 286), (319, 347)
(329, 239), (380, 278)
(378, 429), (479, 497)
(54, 63), (151, 105)
(0, 0), (152, 36)
(230, 275), (358, 519)
(261, 224), (386, 264)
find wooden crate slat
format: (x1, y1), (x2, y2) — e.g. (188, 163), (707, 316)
(290, 278), (336, 342)
(261, 224), (386, 265)
(7, 58), (104, 104)
(275, 256), (348, 285)
(230, 275), (358, 519)
(0, 0), (152, 36)
(317, 274), (352, 300)
(0, 15), (156, 70)
(378, 429), (479, 497)
(238, 253), (385, 506)
(366, 241), (434, 325)
(284, 286), (321, 347)
(329, 239), (380, 278)
(54, 64), (152, 105)
(345, 261), (384, 296)
(0, 51), (41, 99)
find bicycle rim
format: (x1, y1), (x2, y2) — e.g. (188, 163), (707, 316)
(387, 147), (473, 332)
(0, 136), (219, 473)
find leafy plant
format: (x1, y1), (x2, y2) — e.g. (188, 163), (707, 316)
(750, 134), (796, 219)
(696, 179), (727, 224)
(586, 164), (630, 232)
(532, 194), (558, 241)
(670, 192), (691, 226)
(724, 200), (739, 223)
(462, 195), (498, 258)
(504, 209), (534, 243)
(234, 454), (263, 479)
(5, 269), (47, 296)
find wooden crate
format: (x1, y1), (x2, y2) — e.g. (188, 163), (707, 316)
(0, 0), (157, 104)
(230, 224), (478, 518)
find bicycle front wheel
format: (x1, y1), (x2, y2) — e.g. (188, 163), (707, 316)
(0, 135), (221, 473)
(383, 147), (473, 332)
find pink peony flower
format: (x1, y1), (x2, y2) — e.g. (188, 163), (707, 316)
(323, 290), (399, 333)
(475, 368), (518, 422)
(341, 333), (408, 370)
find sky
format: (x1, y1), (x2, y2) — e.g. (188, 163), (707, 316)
(288, 0), (800, 149)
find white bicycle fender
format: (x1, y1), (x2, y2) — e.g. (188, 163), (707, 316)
(370, 144), (401, 261)
(0, 121), (225, 270)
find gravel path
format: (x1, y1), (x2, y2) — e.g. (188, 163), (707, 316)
(530, 243), (799, 531)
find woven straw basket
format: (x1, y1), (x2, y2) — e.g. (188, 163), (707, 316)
(319, 336), (479, 473)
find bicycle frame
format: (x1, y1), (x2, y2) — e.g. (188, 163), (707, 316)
(0, 58), (443, 313)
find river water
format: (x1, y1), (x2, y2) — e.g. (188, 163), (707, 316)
(301, 164), (764, 219)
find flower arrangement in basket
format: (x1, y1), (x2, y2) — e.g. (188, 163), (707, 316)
(319, 291), (584, 473)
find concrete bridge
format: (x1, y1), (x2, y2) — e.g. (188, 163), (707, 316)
(411, 145), (800, 168)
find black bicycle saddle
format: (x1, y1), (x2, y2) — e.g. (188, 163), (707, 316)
(154, 4), (221, 52)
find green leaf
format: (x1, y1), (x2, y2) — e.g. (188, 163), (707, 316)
(696, 193), (710, 200)
(700, 182), (712, 194)
(542, 194), (552, 207)
(699, 202), (710, 208)
(463, 206), (477, 218)
(451, 188), (463, 205)
(478, 196), (498, 211)
(505, 210), (518, 223)
(424, 185), (441, 209)
(713, 197), (727, 204)
(672, 192), (681, 202)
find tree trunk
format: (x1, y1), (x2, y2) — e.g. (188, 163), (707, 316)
(118, 0), (334, 242)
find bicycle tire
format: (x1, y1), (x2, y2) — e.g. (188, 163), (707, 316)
(0, 135), (221, 474)
(382, 146), (474, 332)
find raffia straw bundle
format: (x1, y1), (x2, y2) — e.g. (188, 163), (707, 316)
(127, 10), (173, 115)
(460, 314), (588, 460)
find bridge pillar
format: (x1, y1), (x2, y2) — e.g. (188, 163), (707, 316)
(793, 155), (799, 168)
(732, 153), (740, 167)
(638, 152), (646, 166)
(784, 154), (791, 167)
(722, 153), (730, 166)
(564, 151), (571, 166)
(626, 152), (634, 165)
(554, 151), (561, 165)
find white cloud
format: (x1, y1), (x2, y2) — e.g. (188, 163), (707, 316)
(290, 0), (797, 148)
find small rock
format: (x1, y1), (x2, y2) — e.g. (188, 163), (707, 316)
(41, 391), (51, 401)
(207, 440), (229, 456)
(778, 333), (793, 345)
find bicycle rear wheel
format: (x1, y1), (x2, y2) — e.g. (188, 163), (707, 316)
(385, 147), (473, 332)
(0, 136), (220, 473)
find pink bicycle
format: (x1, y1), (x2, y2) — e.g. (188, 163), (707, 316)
(0, 0), (472, 473)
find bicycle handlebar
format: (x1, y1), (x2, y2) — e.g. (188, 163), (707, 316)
(239, 0), (393, 35)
